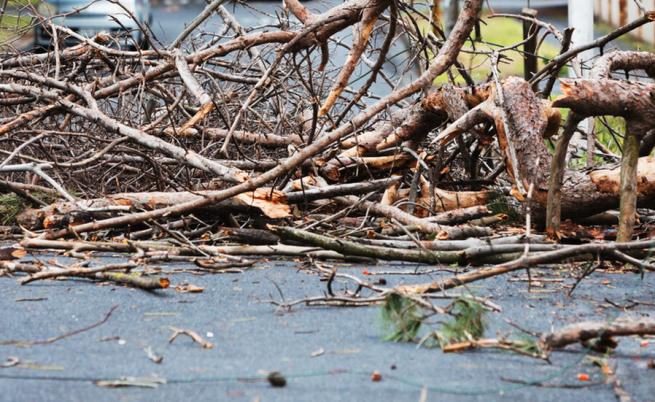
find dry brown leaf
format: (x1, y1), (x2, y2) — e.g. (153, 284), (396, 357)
(235, 188), (290, 219)
(113, 199), (133, 206)
(0, 247), (25, 261)
(577, 373), (590, 382)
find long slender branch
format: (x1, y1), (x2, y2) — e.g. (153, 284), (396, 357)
(41, 0), (483, 239)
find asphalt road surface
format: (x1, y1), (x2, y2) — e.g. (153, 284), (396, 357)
(0, 250), (654, 401)
(2, 3), (652, 400)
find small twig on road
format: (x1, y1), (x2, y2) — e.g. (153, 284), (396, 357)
(19, 262), (137, 285)
(168, 327), (214, 349)
(0, 305), (118, 347)
(500, 377), (605, 389)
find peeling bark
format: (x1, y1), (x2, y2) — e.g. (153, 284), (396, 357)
(432, 77), (655, 221)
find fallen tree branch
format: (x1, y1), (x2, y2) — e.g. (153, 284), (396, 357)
(0, 305), (118, 347)
(168, 327), (214, 349)
(397, 239), (655, 293)
(539, 318), (655, 351)
(19, 262), (137, 285)
(35, 0), (483, 240)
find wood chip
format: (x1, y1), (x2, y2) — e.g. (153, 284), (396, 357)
(95, 376), (166, 388)
(144, 346), (164, 364)
(174, 283), (204, 293)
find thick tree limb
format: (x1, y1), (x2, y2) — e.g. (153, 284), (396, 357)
(539, 318), (655, 351)
(396, 239), (655, 294)
(554, 78), (655, 240)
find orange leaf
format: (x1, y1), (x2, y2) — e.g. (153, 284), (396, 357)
(43, 216), (56, 229)
(113, 198), (133, 206)
(11, 249), (26, 259)
(510, 187), (525, 201)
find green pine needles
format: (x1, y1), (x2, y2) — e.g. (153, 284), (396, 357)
(0, 194), (24, 225)
(381, 293), (488, 349)
(434, 297), (487, 347)
(381, 293), (424, 342)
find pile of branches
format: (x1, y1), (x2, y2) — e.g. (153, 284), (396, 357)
(1, 0), (654, 293)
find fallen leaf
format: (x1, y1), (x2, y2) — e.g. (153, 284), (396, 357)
(588, 355), (613, 376)
(0, 247), (25, 261)
(510, 187), (525, 201)
(113, 199), (134, 207)
(577, 373), (590, 382)
(235, 189), (290, 219)
(601, 364), (613, 376)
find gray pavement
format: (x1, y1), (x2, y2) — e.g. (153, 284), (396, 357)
(1, 250), (654, 401)
(2, 2), (654, 400)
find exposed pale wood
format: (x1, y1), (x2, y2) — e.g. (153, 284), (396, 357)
(539, 318), (655, 351)
(336, 195), (492, 239)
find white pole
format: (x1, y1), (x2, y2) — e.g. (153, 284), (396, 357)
(568, 0), (596, 165)
(568, 0), (595, 72)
